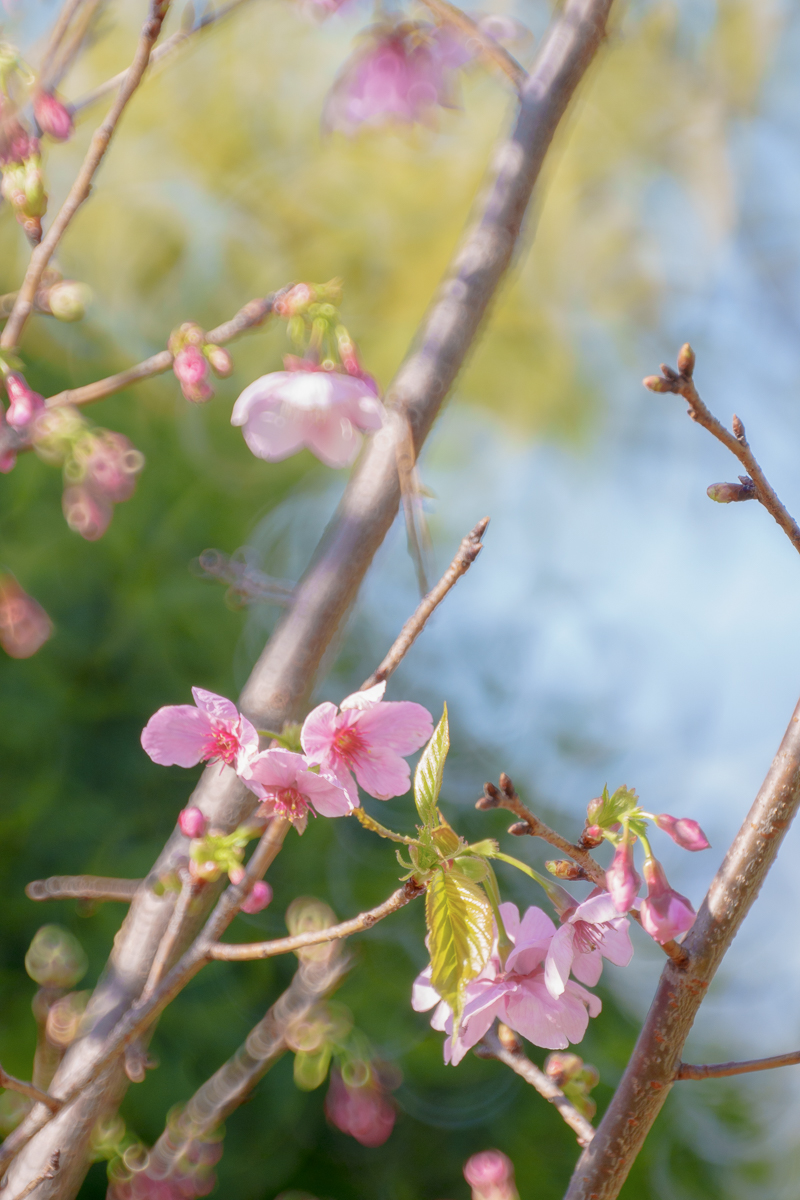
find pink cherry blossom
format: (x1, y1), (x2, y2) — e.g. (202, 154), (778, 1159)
(0, 574), (53, 659)
(300, 681), (433, 803)
(413, 903), (601, 1065)
(5, 373), (45, 429)
(178, 807), (208, 838)
(325, 1067), (396, 1146)
(240, 880), (273, 914)
(141, 688), (259, 773)
(78, 431), (145, 503)
(639, 857), (696, 944)
(241, 748), (354, 833)
(543, 890), (633, 998)
(654, 813), (710, 852)
(605, 838), (641, 914)
(464, 1150), (517, 1200)
(62, 483), (113, 541)
(231, 365), (384, 469)
(33, 91), (74, 142)
(174, 345), (214, 403)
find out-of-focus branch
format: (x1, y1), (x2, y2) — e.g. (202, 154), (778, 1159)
(0, 2), (172, 353)
(677, 1051), (800, 1081)
(43, 0), (104, 93)
(476, 1026), (595, 1147)
(565, 690), (800, 1200)
(140, 874), (200, 1001)
(37, 0), (86, 88)
(5, 3), (615, 1193)
(644, 348), (800, 557)
(418, 0), (527, 91)
(0, 1067), (61, 1114)
(361, 516), (489, 689)
(25, 877), (142, 903)
(8, 1153), (60, 1200)
(70, 0), (259, 116)
(208, 880), (424, 961)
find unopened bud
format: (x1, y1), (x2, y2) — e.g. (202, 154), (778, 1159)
(498, 772), (515, 798)
(732, 414), (745, 440)
(25, 925), (88, 988)
(476, 781), (501, 809)
(507, 821), (529, 837)
(676, 343), (695, 376)
(178, 806), (207, 838)
(0, 574), (52, 658)
(46, 280), (91, 322)
(5, 372), (44, 428)
(62, 483), (113, 541)
(240, 880), (273, 914)
(173, 345), (213, 403)
(545, 859), (584, 880)
(205, 344), (233, 377)
(190, 857), (223, 883)
(580, 823), (604, 848)
(46, 990), (89, 1047)
(463, 1150), (518, 1200)
(707, 480), (755, 504)
(545, 1052), (583, 1084)
(33, 91), (73, 142)
(654, 813), (710, 852)
(496, 1023), (520, 1053)
(643, 375), (673, 393)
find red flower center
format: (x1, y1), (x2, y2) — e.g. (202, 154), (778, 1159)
(572, 919), (611, 955)
(261, 786), (309, 823)
(203, 726), (239, 766)
(334, 724), (366, 765)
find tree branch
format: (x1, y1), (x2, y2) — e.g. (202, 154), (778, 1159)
(476, 1026), (595, 1147)
(37, 0), (88, 89)
(7, 1153), (60, 1200)
(25, 877), (142, 903)
(0, 1068), (61, 1114)
(418, 0), (527, 91)
(4, 3), (615, 1192)
(0, 1), (172, 353)
(564, 690), (800, 1199)
(676, 1051), (800, 1081)
(361, 517), (489, 689)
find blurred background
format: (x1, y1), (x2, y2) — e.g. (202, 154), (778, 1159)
(2, 0), (800, 1196)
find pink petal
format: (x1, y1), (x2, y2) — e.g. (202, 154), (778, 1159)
(301, 768), (355, 817)
(543, 925), (575, 998)
(190, 688), (240, 723)
(430, 999), (451, 1032)
(235, 716), (261, 770)
(565, 979), (602, 1021)
(503, 980), (570, 1050)
(338, 391), (385, 433)
(570, 948), (603, 988)
(244, 748), (303, 790)
(572, 891), (620, 926)
(355, 701), (434, 755)
(230, 373), (289, 425)
(240, 406), (307, 462)
(412, 966), (439, 1012)
(300, 702), (340, 762)
(351, 745), (411, 799)
(598, 920), (633, 967)
(141, 705), (212, 767)
(498, 902), (521, 941)
(302, 412), (363, 468)
(340, 681), (386, 711)
(506, 906), (557, 975)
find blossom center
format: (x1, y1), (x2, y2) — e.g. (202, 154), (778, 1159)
(333, 723), (366, 765)
(262, 786), (309, 823)
(572, 919), (611, 955)
(203, 726), (240, 766)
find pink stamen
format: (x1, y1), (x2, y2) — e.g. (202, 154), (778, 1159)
(334, 723), (367, 765)
(260, 786), (310, 823)
(203, 727), (240, 766)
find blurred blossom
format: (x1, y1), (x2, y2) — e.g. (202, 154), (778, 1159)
(463, 1150), (518, 1200)
(4, 372), (44, 428)
(0, 573), (52, 658)
(46, 989), (89, 1047)
(173, 344), (214, 404)
(73, 431), (145, 503)
(193, 548), (294, 608)
(325, 1066), (396, 1146)
(323, 21), (467, 135)
(240, 880), (272, 913)
(46, 280), (91, 322)
(24, 924), (88, 989)
(62, 482), (113, 541)
(32, 90), (73, 142)
(178, 807), (208, 838)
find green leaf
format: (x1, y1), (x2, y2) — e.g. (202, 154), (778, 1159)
(589, 784), (639, 829)
(353, 806), (420, 846)
(414, 704), (449, 825)
(425, 867), (494, 1019)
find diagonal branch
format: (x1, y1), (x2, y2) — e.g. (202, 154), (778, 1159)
(0, 1), (172, 353)
(4, 3), (615, 1194)
(0, 1068), (61, 1115)
(564, 689), (800, 1200)
(25, 876), (142, 903)
(677, 1051), (800, 1081)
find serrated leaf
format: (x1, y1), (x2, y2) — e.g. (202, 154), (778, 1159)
(425, 867), (493, 1019)
(414, 704), (449, 825)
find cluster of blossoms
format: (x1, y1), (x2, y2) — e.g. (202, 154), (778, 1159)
(584, 786), (710, 944)
(414, 892), (632, 1063)
(168, 323), (233, 404)
(141, 681), (433, 860)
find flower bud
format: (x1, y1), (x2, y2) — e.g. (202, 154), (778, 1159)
(654, 813), (710, 852)
(76, 431), (145, 503)
(205, 345), (233, 377)
(5, 372), (45, 428)
(463, 1150), (518, 1200)
(639, 857), (696, 944)
(0, 574), (52, 658)
(545, 859), (583, 880)
(46, 990), (89, 1047)
(189, 857), (223, 883)
(228, 865), (246, 885)
(325, 1067), (395, 1147)
(605, 839), (641, 914)
(496, 1023), (521, 1053)
(62, 483), (113, 541)
(33, 91), (73, 142)
(580, 823), (604, 848)
(677, 343), (695, 376)
(707, 480), (755, 504)
(25, 924), (88, 988)
(173, 345), (213, 403)
(544, 1052), (583, 1085)
(46, 280), (91, 322)
(586, 796), (604, 823)
(285, 896), (336, 936)
(178, 807), (207, 838)
(643, 375), (672, 393)
(274, 283), (316, 317)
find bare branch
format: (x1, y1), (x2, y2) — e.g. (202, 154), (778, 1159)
(644, 348), (800, 557)
(7, 1153), (60, 1200)
(43, 0), (104, 93)
(361, 517), (490, 690)
(208, 880), (424, 961)
(0, 1), (173, 353)
(418, 0), (527, 91)
(37, 0), (87, 87)
(25, 877), (142, 903)
(677, 1051), (800, 1081)
(0, 1068), (61, 1114)
(564, 690), (800, 1199)
(140, 873), (200, 1001)
(476, 1026), (595, 1147)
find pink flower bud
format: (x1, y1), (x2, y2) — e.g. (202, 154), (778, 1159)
(79, 431), (145, 503)
(33, 91), (74, 142)
(463, 1150), (517, 1200)
(325, 1068), (395, 1147)
(654, 813), (710, 852)
(639, 857), (696, 944)
(605, 839), (641, 914)
(62, 484), (113, 541)
(0, 574), (52, 659)
(707, 480), (755, 504)
(5, 373), (44, 429)
(240, 881), (273, 914)
(205, 345), (233, 377)
(178, 807), (207, 838)
(227, 865), (246, 886)
(173, 345), (213, 403)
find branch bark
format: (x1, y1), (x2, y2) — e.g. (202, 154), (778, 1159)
(677, 1051), (800, 1081)
(4, 2), (614, 1192)
(564, 691), (800, 1199)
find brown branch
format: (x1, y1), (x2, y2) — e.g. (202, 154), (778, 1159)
(4, 4), (615, 1194)
(418, 0), (527, 91)
(25, 876), (142, 903)
(70, 0), (259, 116)
(37, 0), (86, 87)
(644, 348), (800, 557)
(44, 0), (104, 93)
(564, 690), (800, 1199)
(476, 1026), (595, 1146)
(208, 881), (423, 961)
(0, 1068), (61, 1114)
(361, 517), (489, 689)
(676, 1051), (800, 1081)
(0, 1), (172, 353)
(8, 1153), (60, 1200)
(140, 873), (200, 1002)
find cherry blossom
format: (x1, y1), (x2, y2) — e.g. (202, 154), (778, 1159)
(62, 483), (113, 541)
(173, 345), (214, 404)
(413, 903), (601, 1065)
(654, 813), (710, 852)
(543, 889), (633, 998)
(300, 680), (433, 803)
(0, 574), (52, 659)
(241, 748), (354, 833)
(325, 1067), (396, 1146)
(605, 838), (641, 913)
(141, 688), (259, 773)
(464, 1150), (518, 1200)
(4, 373), (44, 429)
(231, 364), (384, 469)
(639, 857), (696, 944)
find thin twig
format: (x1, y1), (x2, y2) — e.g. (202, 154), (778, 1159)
(0, 1067), (62, 1114)
(208, 880), (424, 961)
(140, 873), (200, 1001)
(677, 1051), (800, 1081)
(37, 0), (86, 86)
(644, 348), (800, 557)
(418, 0), (527, 91)
(8, 1152), (60, 1200)
(361, 517), (490, 689)
(476, 1026), (595, 1146)
(70, 0), (259, 116)
(45, 0), (104, 93)
(1, 1), (172, 353)
(25, 876), (142, 903)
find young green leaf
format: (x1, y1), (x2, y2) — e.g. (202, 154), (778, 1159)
(353, 806), (421, 846)
(414, 704), (450, 825)
(425, 866), (493, 1018)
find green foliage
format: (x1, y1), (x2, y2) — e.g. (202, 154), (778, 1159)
(414, 704), (449, 826)
(425, 867), (494, 1020)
